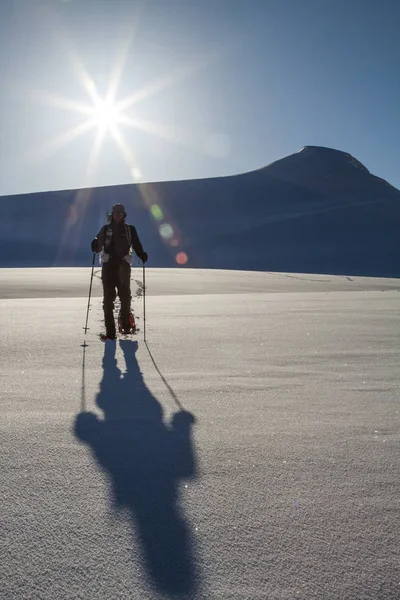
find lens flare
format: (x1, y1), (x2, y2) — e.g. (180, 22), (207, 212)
(151, 204), (164, 220)
(131, 167), (142, 181)
(160, 223), (174, 239)
(176, 252), (188, 265)
(66, 203), (78, 226)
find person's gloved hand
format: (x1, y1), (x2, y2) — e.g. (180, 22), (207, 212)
(91, 238), (99, 253)
(141, 252), (148, 263)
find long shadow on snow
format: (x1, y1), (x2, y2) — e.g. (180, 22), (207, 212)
(74, 339), (198, 596)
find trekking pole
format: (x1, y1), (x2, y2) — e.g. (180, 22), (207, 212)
(83, 253), (96, 334)
(143, 261), (146, 342)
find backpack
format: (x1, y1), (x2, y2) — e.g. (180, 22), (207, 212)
(100, 223), (132, 265)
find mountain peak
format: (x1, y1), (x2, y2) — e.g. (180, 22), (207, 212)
(260, 145), (383, 195)
(297, 146), (370, 174)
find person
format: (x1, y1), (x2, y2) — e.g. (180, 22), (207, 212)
(91, 203), (148, 340)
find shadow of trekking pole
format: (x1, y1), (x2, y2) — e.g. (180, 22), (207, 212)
(145, 341), (184, 411)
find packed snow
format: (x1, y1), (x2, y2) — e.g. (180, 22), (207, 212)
(1, 268), (399, 599)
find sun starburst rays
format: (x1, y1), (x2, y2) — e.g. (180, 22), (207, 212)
(28, 118), (98, 163)
(21, 4), (225, 191)
(30, 0), (219, 268)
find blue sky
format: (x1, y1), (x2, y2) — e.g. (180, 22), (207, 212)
(1, 0), (399, 196)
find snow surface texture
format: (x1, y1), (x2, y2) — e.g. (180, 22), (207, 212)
(1, 268), (399, 600)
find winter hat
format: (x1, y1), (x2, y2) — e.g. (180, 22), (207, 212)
(112, 203), (126, 213)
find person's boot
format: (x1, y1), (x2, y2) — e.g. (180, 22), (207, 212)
(103, 306), (116, 340)
(100, 333), (116, 342)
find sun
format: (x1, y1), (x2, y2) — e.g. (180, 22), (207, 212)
(27, 32), (221, 175)
(91, 98), (121, 131)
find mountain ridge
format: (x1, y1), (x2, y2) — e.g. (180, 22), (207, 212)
(0, 146), (399, 276)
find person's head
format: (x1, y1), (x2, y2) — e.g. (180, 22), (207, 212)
(111, 203), (126, 224)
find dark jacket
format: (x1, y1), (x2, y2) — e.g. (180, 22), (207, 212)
(94, 221), (145, 263)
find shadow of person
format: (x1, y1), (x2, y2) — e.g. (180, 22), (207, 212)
(74, 339), (198, 597)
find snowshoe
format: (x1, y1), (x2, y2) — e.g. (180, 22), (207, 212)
(118, 312), (136, 335)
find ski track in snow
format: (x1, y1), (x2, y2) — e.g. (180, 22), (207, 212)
(1, 268), (399, 600)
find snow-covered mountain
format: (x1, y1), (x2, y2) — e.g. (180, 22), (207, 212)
(0, 146), (399, 276)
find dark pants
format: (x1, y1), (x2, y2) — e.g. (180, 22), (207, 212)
(101, 261), (131, 335)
